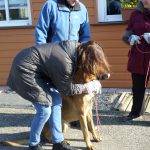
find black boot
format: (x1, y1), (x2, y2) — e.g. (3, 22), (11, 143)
(28, 144), (44, 150)
(52, 141), (77, 150)
(122, 114), (140, 122)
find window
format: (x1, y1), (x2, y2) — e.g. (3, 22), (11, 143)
(0, 0), (32, 27)
(97, 0), (123, 22)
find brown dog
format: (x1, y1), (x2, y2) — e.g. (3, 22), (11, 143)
(42, 41), (110, 150)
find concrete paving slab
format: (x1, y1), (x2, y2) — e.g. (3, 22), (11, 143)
(0, 92), (32, 108)
(0, 87), (150, 150)
(0, 108), (150, 150)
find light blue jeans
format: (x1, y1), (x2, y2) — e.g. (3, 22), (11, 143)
(29, 88), (64, 146)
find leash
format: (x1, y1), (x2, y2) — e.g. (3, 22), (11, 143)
(135, 44), (150, 88)
(94, 95), (101, 132)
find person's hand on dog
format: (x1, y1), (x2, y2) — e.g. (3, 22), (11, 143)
(85, 80), (101, 94)
(128, 34), (141, 45)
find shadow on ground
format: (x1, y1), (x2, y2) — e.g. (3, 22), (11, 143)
(0, 110), (150, 147)
(0, 110), (150, 129)
(93, 110), (150, 127)
(0, 113), (34, 128)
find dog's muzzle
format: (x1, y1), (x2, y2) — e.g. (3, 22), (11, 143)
(97, 73), (110, 80)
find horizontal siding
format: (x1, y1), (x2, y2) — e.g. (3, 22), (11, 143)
(0, 35), (34, 43)
(102, 80), (132, 88)
(0, 0), (39, 85)
(0, 43), (33, 52)
(0, 28), (35, 85)
(111, 65), (128, 73)
(0, 28), (34, 35)
(0, 0), (132, 87)
(104, 48), (128, 57)
(0, 65), (11, 72)
(91, 23), (131, 87)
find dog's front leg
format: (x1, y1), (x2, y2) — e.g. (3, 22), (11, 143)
(79, 115), (94, 150)
(62, 120), (69, 133)
(87, 111), (102, 142)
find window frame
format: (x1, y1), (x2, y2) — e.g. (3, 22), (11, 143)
(0, 0), (32, 27)
(97, 0), (123, 23)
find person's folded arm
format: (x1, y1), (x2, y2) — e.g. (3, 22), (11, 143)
(52, 71), (101, 96)
(57, 80), (102, 96)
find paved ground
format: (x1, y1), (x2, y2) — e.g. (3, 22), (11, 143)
(0, 87), (150, 150)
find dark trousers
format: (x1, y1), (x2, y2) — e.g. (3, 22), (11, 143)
(130, 73), (147, 116)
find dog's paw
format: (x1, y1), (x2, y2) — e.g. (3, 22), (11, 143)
(91, 133), (102, 142)
(87, 145), (95, 150)
(92, 136), (102, 142)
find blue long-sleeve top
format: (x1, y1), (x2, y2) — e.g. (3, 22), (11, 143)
(35, 0), (91, 44)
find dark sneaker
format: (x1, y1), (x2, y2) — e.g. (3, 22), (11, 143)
(28, 144), (44, 150)
(70, 121), (80, 129)
(52, 141), (77, 150)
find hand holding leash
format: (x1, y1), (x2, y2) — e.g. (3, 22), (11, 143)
(143, 33), (150, 44)
(85, 80), (101, 94)
(128, 34), (141, 46)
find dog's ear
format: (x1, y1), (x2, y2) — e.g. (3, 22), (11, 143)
(98, 73), (110, 80)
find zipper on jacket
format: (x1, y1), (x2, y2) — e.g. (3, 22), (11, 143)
(68, 12), (71, 40)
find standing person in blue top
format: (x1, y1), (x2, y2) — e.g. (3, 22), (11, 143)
(34, 0), (91, 149)
(35, 0), (91, 44)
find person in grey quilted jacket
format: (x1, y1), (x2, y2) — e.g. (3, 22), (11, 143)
(7, 41), (101, 150)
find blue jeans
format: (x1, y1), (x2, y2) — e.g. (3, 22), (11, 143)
(29, 88), (64, 146)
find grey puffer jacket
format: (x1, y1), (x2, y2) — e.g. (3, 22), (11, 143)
(7, 41), (84, 106)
